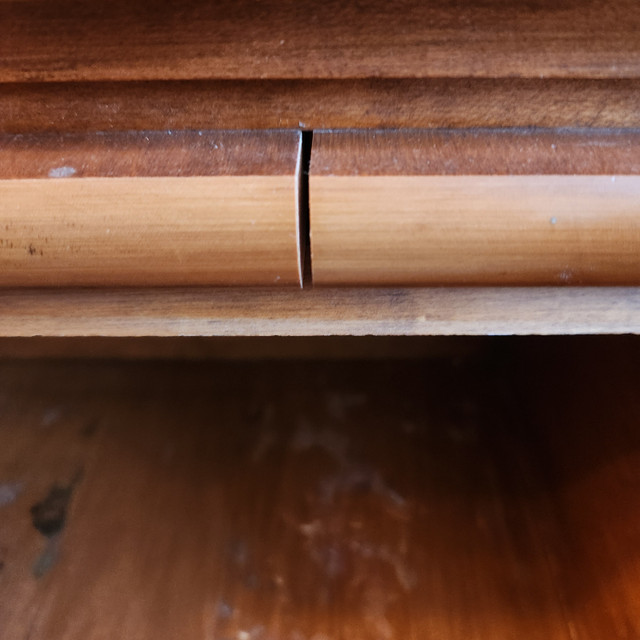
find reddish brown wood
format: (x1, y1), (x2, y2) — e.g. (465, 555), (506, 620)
(2, 0), (640, 82)
(2, 80), (640, 132)
(0, 130), (299, 178)
(1, 345), (640, 639)
(312, 129), (640, 176)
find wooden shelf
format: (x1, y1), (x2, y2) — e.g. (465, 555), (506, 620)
(1, 338), (639, 639)
(2, 3), (639, 639)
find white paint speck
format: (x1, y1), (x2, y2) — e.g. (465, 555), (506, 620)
(550, 217), (557, 225)
(559, 269), (574, 283)
(612, 176), (616, 182)
(0, 483), (22, 508)
(236, 627), (265, 640)
(48, 166), (76, 178)
(274, 275), (281, 282)
(41, 407), (62, 427)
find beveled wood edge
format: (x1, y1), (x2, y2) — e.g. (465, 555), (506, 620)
(0, 130), (301, 178)
(0, 287), (638, 336)
(311, 129), (640, 176)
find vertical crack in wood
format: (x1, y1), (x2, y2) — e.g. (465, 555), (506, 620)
(297, 130), (313, 288)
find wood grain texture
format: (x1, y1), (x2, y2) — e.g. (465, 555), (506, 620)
(311, 130), (640, 286)
(0, 287), (638, 336)
(3, 80), (640, 132)
(0, 130), (301, 177)
(511, 336), (640, 639)
(2, 0), (640, 81)
(1, 347), (639, 639)
(0, 131), (302, 287)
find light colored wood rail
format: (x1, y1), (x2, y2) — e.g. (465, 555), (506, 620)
(0, 131), (302, 287)
(311, 130), (640, 286)
(0, 287), (638, 336)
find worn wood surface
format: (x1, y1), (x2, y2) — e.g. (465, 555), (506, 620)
(0, 287), (639, 336)
(0, 131), (302, 287)
(2, 0), (640, 82)
(3, 80), (640, 132)
(511, 336), (640, 639)
(1, 345), (639, 639)
(311, 130), (640, 286)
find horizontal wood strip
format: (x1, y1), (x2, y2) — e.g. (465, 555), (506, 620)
(0, 130), (302, 287)
(0, 177), (300, 287)
(311, 130), (640, 286)
(2, 80), (640, 132)
(312, 129), (640, 176)
(0, 287), (638, 336)
(2, 0), (640, 81)
(0, 130), (300, 177)
(311, 175), (640, 285)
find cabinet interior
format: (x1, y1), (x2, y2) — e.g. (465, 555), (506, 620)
(0, 336), (638, 639)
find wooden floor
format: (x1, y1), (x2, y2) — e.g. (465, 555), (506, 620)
(0, 339), (639, 639)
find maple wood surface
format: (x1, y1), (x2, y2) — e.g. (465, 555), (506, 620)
(311, 130), (640, 286)
(0, 340), (639, 639)
(0, 131), (302, 287)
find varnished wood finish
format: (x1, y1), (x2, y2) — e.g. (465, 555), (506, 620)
(3, 80), (640, 132)
(512, 336), (640, 638)
(1, 346), (639, 639)
(0, 131), (302, 287)
(311, 130), (640, 286)
(313, 130), (640, 176)
(2, 0), (639, 81)
(0, 131), (301, 178)
(0, 287), (638, 336)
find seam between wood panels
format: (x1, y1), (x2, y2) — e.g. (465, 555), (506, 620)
(296, 130), (313, 288)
